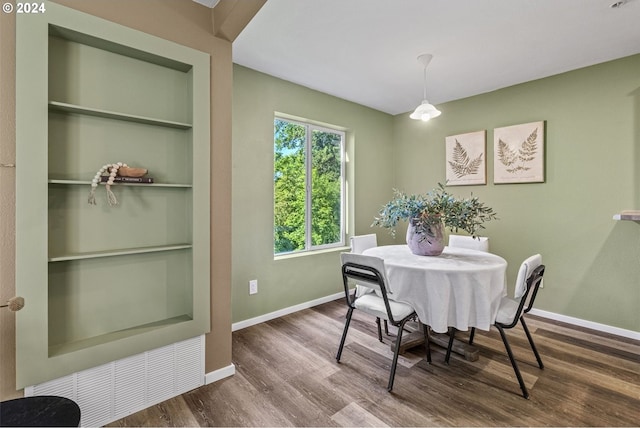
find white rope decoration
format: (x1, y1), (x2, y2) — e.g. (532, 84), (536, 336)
(88, 162), (127, 206)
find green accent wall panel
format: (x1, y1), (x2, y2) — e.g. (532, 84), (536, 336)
(48, 185), (192, 257)
(390, 55), (640, 333)
(48, 35), (191, 123)
(48, 112), (193, 183)
(231, 65), (395, 323)
(16, 2), (210, 388)
(48, 250), (193, 353)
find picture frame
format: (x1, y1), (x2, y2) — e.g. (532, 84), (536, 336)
(445, 130), (486, 186)
(493, 121), (545, 184)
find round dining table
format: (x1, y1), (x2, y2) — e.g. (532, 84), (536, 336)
(362, 245), (507, 334)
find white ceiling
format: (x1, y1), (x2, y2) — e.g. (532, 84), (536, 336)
(232, 0), (640, 115)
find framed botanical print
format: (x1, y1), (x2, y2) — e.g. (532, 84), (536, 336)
(445, 130), (486, 186)
(493, 121), (545, 184)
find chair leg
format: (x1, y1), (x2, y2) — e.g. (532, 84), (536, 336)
(387, 318), (409, 392)
(468, 327), (476, 345)
(376, 317), (383, 342)
(496, 324), (529, 399)
(444, 327), (456, 364)
(384, 320), (389, 336)
(423, 323), (431, 364)
(520, 317), (544, 369)
(336, 308), (354, 362)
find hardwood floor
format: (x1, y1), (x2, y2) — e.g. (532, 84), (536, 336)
(109, 299), (640, 427)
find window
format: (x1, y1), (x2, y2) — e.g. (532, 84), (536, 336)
(274, 117), (345, 255)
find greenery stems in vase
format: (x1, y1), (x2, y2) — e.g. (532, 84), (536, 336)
(371, 183), (498, 243)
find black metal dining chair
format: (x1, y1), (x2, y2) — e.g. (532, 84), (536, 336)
(336, 252), (431, 392)
(445, 253), (546, 399)
(350, 234), (389, 341)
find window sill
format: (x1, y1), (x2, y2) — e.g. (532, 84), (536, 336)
(274, 246), (351, 261)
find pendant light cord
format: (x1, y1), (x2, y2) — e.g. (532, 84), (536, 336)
(423, 64), (427, 101)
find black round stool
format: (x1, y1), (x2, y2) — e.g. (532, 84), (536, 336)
(0, 395), (80, 427)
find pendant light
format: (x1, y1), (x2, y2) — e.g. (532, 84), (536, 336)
(409, 54), (441, 121)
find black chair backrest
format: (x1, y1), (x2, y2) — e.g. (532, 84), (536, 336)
(502, 264), (545, 329)
(340, 253), (399, 325)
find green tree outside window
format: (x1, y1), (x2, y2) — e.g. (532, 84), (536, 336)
(274, 118), (344, 254)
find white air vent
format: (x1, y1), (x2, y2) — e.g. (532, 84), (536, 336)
(25, 335), (204, 427)
(114, 354), (146, 419)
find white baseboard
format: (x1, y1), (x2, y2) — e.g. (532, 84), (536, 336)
(230, 290), (638, 341)
(232, 292), (344, 331)
(529, 308), (640, 341)
(205, 364), (236, 385)
(230, 291), (638, 341)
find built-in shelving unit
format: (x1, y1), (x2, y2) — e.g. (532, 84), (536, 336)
(16, 3), (211, 388)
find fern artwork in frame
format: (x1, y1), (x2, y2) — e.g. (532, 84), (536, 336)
(445, 130), (487, 186)
(493, 121), (545, 184)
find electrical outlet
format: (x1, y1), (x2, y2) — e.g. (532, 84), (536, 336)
(249, 279), (258, 295)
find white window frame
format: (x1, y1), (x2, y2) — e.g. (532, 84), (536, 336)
(274, 116), (346, 255)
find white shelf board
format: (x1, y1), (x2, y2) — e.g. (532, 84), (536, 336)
(49, 101), (193, 129)
(48, 179), (192, 188)
(49, 244), (193, 262)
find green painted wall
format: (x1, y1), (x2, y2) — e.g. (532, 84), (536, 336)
(232, 55), (640, 333)
(392, 54), (640, 332)
(232, 65), (394, 323)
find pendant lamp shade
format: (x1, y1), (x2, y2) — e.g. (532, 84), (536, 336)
(410, 100), (442, 121)
(410, 54), (441, 121)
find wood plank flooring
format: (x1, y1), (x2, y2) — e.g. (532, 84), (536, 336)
(109, 299), (640, 427)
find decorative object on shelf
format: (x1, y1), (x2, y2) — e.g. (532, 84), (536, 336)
(409, 53), (441, 122)
(446, 130), (487, 186)
(99, 176), (154, 184)
(88, 162), (149, 206)
(494, 121), (545, 184)
(1, 296), (25, 312)
(372, 183), (498, 256)
(118, 166), (148, 177)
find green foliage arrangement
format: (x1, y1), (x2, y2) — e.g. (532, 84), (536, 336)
(372, 183), (498, 240)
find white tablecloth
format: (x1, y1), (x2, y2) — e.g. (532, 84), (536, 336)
(362, 245), (507, 333)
